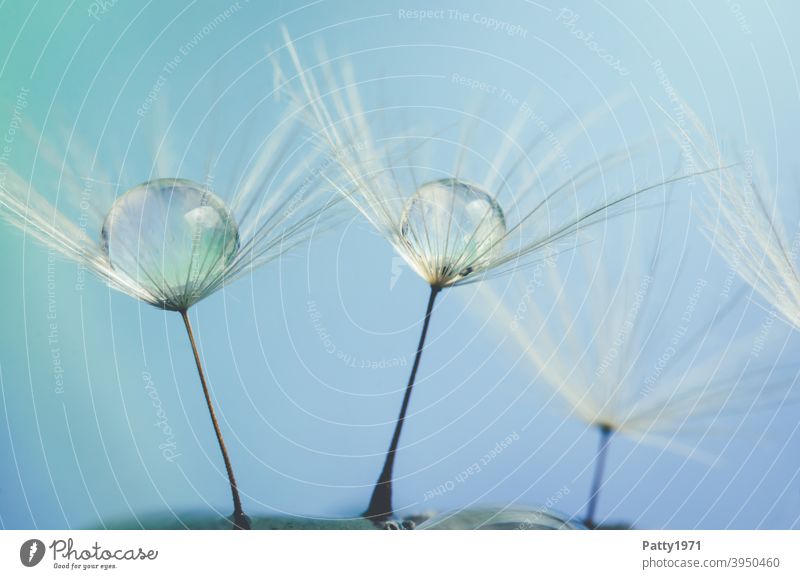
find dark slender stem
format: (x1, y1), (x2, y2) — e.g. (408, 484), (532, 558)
(584, 423), (613, 529)
(363, 285), (441, 525)
(180, 309), (250, 530)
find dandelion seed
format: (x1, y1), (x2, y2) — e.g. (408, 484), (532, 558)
(0, 114), (337, 530)
(688, 123), (800, 335)
(277, 30), (706, 525)
(481, 207), (795, 528)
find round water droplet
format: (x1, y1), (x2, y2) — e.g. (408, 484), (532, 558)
(400, 178), (506, 284)
(101, 178), (240, 309)
(416, 507), (583, 530)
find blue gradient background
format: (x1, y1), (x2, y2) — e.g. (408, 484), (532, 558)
(1, 0), (800, 529)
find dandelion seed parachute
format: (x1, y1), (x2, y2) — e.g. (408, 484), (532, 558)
(0, 111), (338, 529)
(480, 203), (796, 528)
(275, 29), (707, 525)
(687, 118), (800, 336)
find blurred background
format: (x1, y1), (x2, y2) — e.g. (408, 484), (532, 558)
(1, 0), (799, 529)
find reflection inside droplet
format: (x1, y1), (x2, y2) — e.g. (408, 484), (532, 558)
(400, 178), (506, 283)
(101, 178), (240, 309)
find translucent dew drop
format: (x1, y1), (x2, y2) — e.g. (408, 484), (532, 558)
(416, 507), (582, 530)
(400, 178), (506, 283)
(101, 178), (240, 309)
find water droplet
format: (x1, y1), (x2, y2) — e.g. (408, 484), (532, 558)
(416, 507), (582, 530)
(400, 178), (506, 284)
(101, 178), (240, 309)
